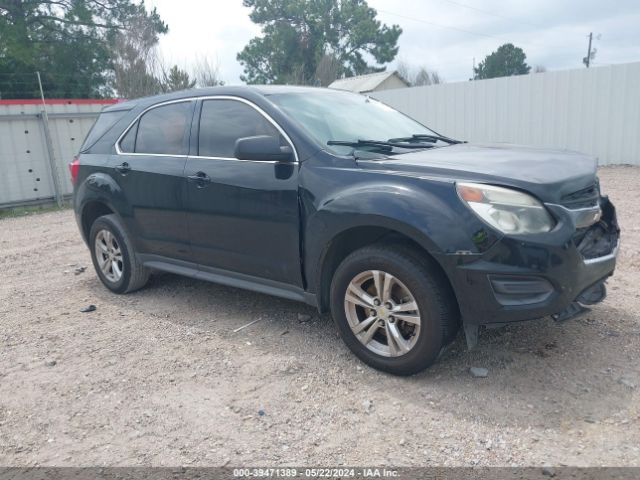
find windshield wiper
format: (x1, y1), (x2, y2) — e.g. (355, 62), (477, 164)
(327, 139), (435, 150)
(388, 134), (463, 145)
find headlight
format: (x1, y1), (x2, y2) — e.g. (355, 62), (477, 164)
(456, 182), (555, 234)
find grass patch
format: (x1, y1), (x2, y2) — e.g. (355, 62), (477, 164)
(0, 203), (71, 220)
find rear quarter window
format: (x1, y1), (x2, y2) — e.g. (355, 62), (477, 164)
(81, 110), (128, 152)
(119, 121), (138, 153)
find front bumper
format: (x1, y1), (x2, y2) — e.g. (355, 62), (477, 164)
(439, 196), (620, 326)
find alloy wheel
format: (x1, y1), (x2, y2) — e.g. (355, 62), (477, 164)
(344, 270), (421, 357)
(94, 229), (123, 283)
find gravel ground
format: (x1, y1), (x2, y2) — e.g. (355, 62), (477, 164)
(0, 166), (638, 467)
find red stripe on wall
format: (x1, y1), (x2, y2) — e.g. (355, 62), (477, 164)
(0, 98), (121, 106)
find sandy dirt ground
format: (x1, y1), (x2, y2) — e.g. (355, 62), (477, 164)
(0, 166), (638, 467)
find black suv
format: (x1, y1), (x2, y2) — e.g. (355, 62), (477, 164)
(71, 86), (619, 375)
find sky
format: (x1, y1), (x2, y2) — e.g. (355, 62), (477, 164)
(144, 0), (640, 85)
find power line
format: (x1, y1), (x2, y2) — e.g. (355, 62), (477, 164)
(435, 0), (544, 29)
(377, 8), (503, 40)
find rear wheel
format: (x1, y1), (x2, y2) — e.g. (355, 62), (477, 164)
(89, 214), (149, 294)
(330, 245), (458, 375)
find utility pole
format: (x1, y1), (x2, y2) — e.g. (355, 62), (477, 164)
(583, 32), (593, 68)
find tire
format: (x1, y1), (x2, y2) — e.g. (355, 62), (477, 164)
(89, 214), (149, 294)
(386, 242), (461, 344)
(330, 244), (458, 375)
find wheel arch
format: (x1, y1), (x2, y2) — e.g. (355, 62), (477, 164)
(80, 200), (115, 243)
(313, 223), (459, 315)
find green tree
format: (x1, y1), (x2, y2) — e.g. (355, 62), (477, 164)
(473, 43), (531, 80)
(0, 1), (166, 99)
(237, 0), (402, 85)
(161, 65), (196, 92)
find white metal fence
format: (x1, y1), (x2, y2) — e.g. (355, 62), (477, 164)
(373, 62), (640, 166)
(0, 100), (115, 208)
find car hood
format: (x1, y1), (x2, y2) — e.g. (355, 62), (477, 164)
(358, 143), (598, 204)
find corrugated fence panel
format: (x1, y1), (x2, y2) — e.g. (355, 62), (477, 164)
(0, 105), (55, 205)
(373, 62), (640, 166)
(48, 108), (103, 194)
(0, 100), (109, 206)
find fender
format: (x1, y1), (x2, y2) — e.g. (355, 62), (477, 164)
(76, 171), (130, 214)
(302, 178), (500, 295)
(73, 170), (130, 243)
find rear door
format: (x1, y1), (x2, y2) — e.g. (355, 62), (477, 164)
(183, 97), (302, 286)
(112, 100), (195, 261)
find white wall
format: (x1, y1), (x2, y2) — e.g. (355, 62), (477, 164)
(0, 101), (109, 207)
(375, 74), (409, 92)
(372, 62), (640, 166)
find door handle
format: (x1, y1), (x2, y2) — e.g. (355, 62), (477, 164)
(187, 171), (212, 187)
(115, 162), (131, 174)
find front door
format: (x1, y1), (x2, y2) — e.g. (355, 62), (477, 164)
(183, 98), (301, 286)
(111, 100), (195, 260)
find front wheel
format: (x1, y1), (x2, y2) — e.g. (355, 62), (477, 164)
(330, 245), (458, 375)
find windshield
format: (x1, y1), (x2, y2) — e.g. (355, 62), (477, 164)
(268, 91), (440, 156)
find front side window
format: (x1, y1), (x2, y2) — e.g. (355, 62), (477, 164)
(198, 99), (280, 158)
(121, 101), (193, 155)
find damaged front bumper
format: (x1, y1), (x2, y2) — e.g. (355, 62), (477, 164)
(440, 195), (620, 340)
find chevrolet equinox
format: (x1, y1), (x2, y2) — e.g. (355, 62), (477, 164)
(71, 86), (620, 375)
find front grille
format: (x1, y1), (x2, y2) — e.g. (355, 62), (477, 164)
(561, 181), (600, 209)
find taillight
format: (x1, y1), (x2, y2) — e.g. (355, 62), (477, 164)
(69, 156), (80, 184)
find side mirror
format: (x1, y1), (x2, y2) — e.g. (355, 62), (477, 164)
(234, 135), (293, 162)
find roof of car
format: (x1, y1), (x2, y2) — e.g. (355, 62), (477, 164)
(103, 85), (344, 112)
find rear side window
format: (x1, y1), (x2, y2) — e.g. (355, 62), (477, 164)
(121, 101), (193, 155)
(198, 99), (280, 158)
(81, 110), (127, 151)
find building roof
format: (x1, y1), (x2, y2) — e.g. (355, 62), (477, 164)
(328, 71), (408, 93)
